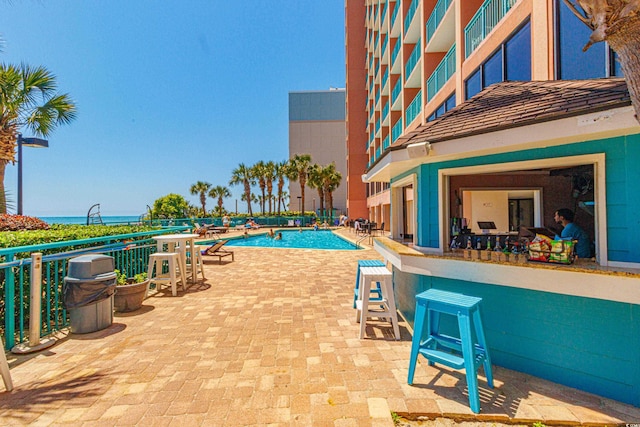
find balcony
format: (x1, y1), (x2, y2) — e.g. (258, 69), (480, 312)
(405, 90), (422, 126)
(381, 0), (389, 29)
(392, 118), (403, 142)
(404, 0), (420, 43)
(375, 118), (381, 135)
(392, 79), (402, 107)
(382, 135), (390, 150)
(382, 70), (389, 91)
(382, 102), (390, 122)
(465, 0), (519, 58)
(391, 41), (401, 68)
(390, 1), (400, 35)
(382, 36), (389, 60)
(427, 44), (456, 101)
(404, 0), (418, 35)
(375, 89), (381, 106)
(405, 40), (422, 88)
(426, 0), (455, 53)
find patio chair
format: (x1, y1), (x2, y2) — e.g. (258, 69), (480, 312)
(201, 240), (235, 264)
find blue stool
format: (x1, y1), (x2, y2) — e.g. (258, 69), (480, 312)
(353, 260), (385, 308)
(407, 289), (493, 413)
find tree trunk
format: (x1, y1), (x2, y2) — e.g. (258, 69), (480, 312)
(607, 15), (640, 121)
(0, 160), (6, 214)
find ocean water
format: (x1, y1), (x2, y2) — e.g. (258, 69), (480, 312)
(38, 216), (141, 225)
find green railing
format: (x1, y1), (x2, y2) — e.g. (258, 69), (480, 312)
(392, 79), (402, 104)
(381, 1), (389, 25)
(0, 226), (189, 350)
(405, 90), (422, 125)
(375, 89), (381, 105)
(405, 40), (421, 78)
(391, 41), (401, 66)
(375, 147), (381, 160)
(404, 0), (418, 34)
(382, 102), (389, 121)
(391, 1), (400, 28)
(375, 118), (381, 134)
(464, 0), (518, 57)
(382, 36), (388, 55)
(427, 44), (456, 101)
(426, 0), (453, 44)
(392, 118), (403, 142)
(382, 69), (389, 89)
(382, 135), (390, 150)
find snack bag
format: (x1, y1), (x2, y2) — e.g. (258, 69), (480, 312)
(549, 239), (574, 264)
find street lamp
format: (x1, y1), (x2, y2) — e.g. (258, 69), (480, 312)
(17, 134), (49, 215)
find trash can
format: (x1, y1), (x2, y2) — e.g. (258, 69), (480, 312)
(63, 254), (117, 334)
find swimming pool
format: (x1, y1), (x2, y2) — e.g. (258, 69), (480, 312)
(221, 230), (361, 250)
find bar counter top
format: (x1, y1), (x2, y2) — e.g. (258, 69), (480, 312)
(373, 236), (640, 305)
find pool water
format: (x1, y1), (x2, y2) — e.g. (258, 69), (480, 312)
(223, 230), (360, 250)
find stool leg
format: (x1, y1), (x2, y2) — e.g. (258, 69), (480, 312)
(168, 257), (177, 296)
(145, 257), (155, 298)
(359, 277), (371, 339)
(355, 272), (365, 323)
(427, 310), (440, 366)
(473, 309), (493, 388)
(408, 300), (426, 385)
(197, 250), (205, 280)
(382, 277), (400, 340)
(353, 267), (361, 308)
(0, 338), (13, 392)
(458, 312), (481, 414)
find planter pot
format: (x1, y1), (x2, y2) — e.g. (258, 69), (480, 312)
(114, 279), (149, 313)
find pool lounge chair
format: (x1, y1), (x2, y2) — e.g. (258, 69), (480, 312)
(201, 240), (235, 264)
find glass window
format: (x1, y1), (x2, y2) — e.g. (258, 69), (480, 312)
(505, 21), (531, 81)
(435, 103), (446, 118)
(427, 112), (437, 122)
(445, 93), (456, 111)
(483, 49), (503, 87)
(465, 69), (482, 100)
(557, 1), (606, 79)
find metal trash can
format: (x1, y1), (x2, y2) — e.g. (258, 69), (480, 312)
(63, 254), (117, 334)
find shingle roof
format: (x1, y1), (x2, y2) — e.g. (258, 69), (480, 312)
(394, 78), (631, 148)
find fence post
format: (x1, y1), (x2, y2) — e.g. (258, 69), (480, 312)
(0, 335), (12, 391)
(4, 253), (15, 351)
(11, 252), (56, 354)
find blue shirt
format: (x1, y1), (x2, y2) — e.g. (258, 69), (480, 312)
(556, 222), (591, 259)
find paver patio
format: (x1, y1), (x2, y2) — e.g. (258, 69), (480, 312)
(2, 229), (639, 426)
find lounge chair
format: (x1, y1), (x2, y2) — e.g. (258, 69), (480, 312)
(201, 240), (235, 264)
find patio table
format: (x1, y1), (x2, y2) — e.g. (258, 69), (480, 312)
(152, 233), (199, 285)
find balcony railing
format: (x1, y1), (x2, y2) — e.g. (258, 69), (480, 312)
(391, 41), (401, 65)
(426, 0), (453, 44)
(382, 36), (388, 55)
(382, 102), (389, 121)
(375, 118), (381, 134)
(391, 1), (400, 28)
(375, 89), (381, 105)
(405, 90), (422, 126)
(404, 0), (418, 34)
(405, 40), (421, 79)
(375, 33), (380, 50)
(427, 44), (456, 101)
(392, 118), (403, 142)
(382, 135), (390, 150)
(381, 1), (389, 25)
(464, 0), (518, 57)
(392, 79), (402, 104)
(382, 70), (389, 89)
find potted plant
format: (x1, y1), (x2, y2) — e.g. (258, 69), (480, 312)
(113, 269), (149, 313)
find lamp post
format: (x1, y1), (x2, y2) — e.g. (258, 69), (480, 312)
(17, 134), (49, 215)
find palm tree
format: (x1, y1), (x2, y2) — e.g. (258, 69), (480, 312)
(252, 161), (267, 215)
(190, 181), (211, 217)
(307, 164), (325, 217)
(208, 185), (231, 215)
(322, 163), (342, 222)
(562, 0), (640, 121)
(288, 154), (312, 215)
(264, 161), (276, 215)
(275, 160), (289, 216)
(229, 163), (255, 216)
(0, 63), (77, 213)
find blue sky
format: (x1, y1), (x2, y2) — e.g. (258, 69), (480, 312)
(0, 0), (345, 216)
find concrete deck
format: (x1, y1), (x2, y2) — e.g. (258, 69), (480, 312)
(2, 230), (639, 426)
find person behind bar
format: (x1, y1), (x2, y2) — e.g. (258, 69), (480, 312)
(554, 208), (592, 259)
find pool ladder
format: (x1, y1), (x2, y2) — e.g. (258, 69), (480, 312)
(356, 235), (369, 248)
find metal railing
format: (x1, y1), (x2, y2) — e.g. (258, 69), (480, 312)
(427, 44), (456, 101)
(405, 40), (421, 79)
(382, 102), (389, 121)
(391, 40), (401, 66)
(392, 79), (402, 104)
(391, 1), (400, 28)
(464, 0), (519, 57)
(382, 135), (390, 150)
(0, 226), (189, 350)
(426, 0), (453, 44)
(404, 0), (418, 34)
(405, 90), (422, 126)
(392, 118), (403, 142)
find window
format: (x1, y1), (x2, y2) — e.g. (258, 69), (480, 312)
(505, 20), (531, 81)
(556, 1), (621, 78)
(465, 20), (531, 99)
(428, 93), (456, 122)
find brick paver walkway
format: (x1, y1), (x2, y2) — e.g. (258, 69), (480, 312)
(2, 230), (639, 426)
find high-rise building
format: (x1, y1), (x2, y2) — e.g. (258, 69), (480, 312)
(288, 89), (347, 216)
(345, 0), (623, 227)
